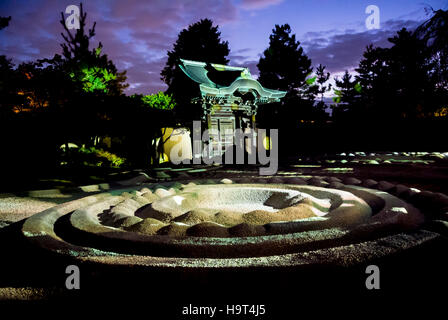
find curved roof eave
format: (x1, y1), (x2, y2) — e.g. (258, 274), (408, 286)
(200, 78), (286, 99)
(179, 59), (217, 88)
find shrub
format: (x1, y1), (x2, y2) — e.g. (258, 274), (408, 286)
(75, 146), (126, 168)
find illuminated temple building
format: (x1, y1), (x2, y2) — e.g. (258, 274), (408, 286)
(179, 59), (286, 155)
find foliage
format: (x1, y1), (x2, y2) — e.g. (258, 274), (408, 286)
(56, 4), (128, 95)
(316, 65), (331, 91)
(257, 24), (327, 127)
(414, 8), (448, 88)
(70, 65), (117, 93)
(0, 17), (19, 117)
(161, 19), (230, 122)
(0, 16), (11, 30)
(2, 6), (448, 173)
(75, 146), (126, 168)
(138, 92), (176, 110)
(355, 28), (439, 119)
(305, 75), (317, 85)
(0, 56), (24, 116)
(434, 106), (448, 117)
(331, 70), (362, 119)
(313, 64), (332, 117)
(258, 24), (312, 95)
(0, 7), (177, 173)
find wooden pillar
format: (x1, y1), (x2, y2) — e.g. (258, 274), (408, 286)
(206, 112), (212, 130)
(235, 113), (241, 130)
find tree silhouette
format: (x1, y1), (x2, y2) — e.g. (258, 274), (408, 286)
(0, 56), (23, 117)
(0, 16), (11, 30)
(257, 24), (319, 129)
(258, 24), (312, 95)
(21, 4), (132, 159)
(332, 70), (361, 120)
(415, 8), (448, 87)
(314, 64), (331, 118)
(0, 10), (176, 172)
(356, 29), (437, 120)
(161, 19), (230, 123)
(387, 28), (435, 118)
(55, 3), (128, 95)
(315, 64), (331, 103)
(414, 8), (448, 115)
(0, 16), (16, 115)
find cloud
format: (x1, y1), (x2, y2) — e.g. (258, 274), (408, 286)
(0, 0), (241, 94)
(0, 1), (428, 96)
(302, 19), (422, 73)
(239, 0), (283, 10)
(230, 59), (259, 78)
(228, 47), (260, 77)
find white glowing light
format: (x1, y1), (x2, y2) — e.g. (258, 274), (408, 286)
(172, 196), (185, 205)
(390, 207), (408, 214)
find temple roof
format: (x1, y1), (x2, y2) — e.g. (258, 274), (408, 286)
(179, 59), (286, 103)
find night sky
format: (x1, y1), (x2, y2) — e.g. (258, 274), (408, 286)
(1, 0), (447, 95)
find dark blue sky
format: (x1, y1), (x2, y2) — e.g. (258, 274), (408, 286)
(1, 0), (447, 94)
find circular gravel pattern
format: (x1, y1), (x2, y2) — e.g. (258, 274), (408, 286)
(20, 175), (447, 268)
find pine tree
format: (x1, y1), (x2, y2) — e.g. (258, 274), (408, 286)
(356, 29), (436, 119)
(414, 8), (448, 88)
(314, 64), (331, 119)
(315, 64), (331, 103)
(56, 3), (128, 95)
(0, 16), (11, 30)
(258, 24), (312, 96)
(332, 70), (361, 120)
(161, 19), (230, 122)
(257, 24), (317, 127)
